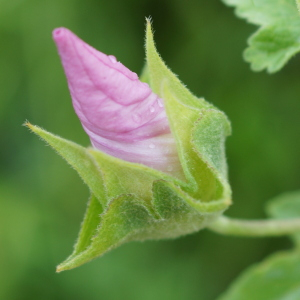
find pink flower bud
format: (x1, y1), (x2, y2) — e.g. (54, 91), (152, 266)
(52, 28), (182, 175)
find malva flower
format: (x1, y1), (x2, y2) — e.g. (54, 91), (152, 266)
(27, 20), (232, 272)
(52, 27), (183, 177)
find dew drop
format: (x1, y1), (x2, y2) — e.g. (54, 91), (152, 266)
(149, 143), (155, 149)
(132, 114), (142, 123)
(108, 55), (117, 63)
(150, 106), (155, 113)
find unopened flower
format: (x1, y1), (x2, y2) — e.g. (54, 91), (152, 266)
(52, 27), (182, 177)
(27, 20), (231, 272)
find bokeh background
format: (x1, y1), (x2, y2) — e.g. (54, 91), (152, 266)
(1, 0), (300, 299)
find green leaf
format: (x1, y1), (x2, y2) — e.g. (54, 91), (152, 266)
(218, 192), (300, 299)
(222, 0), (300, 73)
(217, 251), (300, 300)
(266, 190), (300, 246)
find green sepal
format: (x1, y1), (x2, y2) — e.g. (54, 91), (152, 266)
(27, 121), (228, 271)
(57, 193), (153, 271)
(146, 20), (231, 204)
(148, 180), (222, 239)
(139, 64), (150, 84)
(63, 194), (103, 266)
(57, 181), (223, 271)
(145, 19), (214, 111)
(25, 122), (106, 206)
(87, 147), (173, 211)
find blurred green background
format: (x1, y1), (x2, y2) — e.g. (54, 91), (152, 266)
(1, 0), (299, 299)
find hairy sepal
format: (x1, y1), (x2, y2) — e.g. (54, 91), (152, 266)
(145, 20), (231, 206)
(27, 123), (225, 270)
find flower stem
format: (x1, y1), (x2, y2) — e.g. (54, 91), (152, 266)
(208, 215), (300, 237)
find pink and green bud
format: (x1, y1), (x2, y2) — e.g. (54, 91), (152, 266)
(27, 21), (231, 272)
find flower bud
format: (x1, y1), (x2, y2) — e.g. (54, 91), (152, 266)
(28, 21), (231, 271)
(52, 28), (182, 176)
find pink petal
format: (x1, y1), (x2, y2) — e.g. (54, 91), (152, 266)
(53, 27), (182, 176)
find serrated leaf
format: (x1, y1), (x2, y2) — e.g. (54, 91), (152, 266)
(266, 190), (300, 246)
(217, 251), (300, 300)
(222, 0), (300, 73)
(25, 122), (107, 206)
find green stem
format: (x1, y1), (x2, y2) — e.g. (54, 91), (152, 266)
(208, 215), (300, 237)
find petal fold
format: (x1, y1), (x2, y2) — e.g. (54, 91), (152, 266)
(52, 28), (182, 175)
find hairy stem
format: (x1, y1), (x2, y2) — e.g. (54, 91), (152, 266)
(208, 215), (300, 237)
